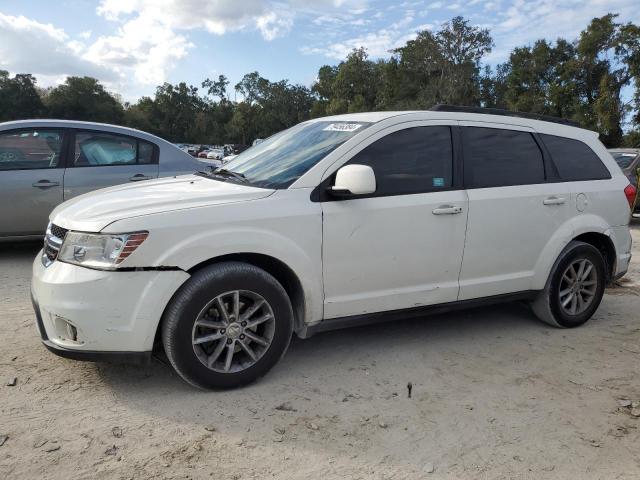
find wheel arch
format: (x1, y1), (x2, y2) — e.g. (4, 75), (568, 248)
(533, 215), (618, 290)
(187, 253), (307, 336)
(571, 232), (616, 281)
(153, 252), (309, 352)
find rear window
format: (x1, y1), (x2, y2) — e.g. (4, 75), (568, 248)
(540, 134), (610, 181)
(464, 127), (545, 188)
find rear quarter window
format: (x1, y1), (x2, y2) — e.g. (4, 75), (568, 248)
(540, 134), (611, 181)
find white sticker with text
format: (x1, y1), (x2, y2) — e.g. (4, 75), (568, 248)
(323, 123), (364, 132)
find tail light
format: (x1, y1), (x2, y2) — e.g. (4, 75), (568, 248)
(624, 184), (637, 210)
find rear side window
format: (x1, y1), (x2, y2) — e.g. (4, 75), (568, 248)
(464, 127), (545, 188)
(0, 129), (63, 170)
(347, 126), (453, 196)
(540, 134), (611, 181)
(73, 132), (157, 167)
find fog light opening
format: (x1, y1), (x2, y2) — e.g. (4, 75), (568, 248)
(66, 323), (78, 342)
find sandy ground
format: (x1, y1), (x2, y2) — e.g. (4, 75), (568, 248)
(1, 224), (640, 480)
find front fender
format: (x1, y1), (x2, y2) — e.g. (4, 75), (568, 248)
(104, 192), (324, 325)
(171, 229), (322, 324)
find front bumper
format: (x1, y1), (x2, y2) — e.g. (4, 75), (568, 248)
(31, 251), (190, 357)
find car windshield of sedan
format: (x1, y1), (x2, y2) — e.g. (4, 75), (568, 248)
(611, 152), (637, 169)
(218, 121), (370, 189)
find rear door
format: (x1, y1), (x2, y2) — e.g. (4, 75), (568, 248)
(458, 123), (573, 300)
(0, 128), (66, 237)
(63, 130), (159, 200)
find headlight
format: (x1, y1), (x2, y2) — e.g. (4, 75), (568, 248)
(57, 231), (148, 269)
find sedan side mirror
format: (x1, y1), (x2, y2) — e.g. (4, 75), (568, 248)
(328, 164), (376, 197)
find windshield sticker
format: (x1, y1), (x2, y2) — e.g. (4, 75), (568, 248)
(432, 177), (445, 187)
(323, 123), (364, 132)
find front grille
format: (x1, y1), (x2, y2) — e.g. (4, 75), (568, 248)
(50, 224), (68, 240)
(43, 223), (68, 264)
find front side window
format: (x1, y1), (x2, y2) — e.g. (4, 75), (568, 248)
(464, 127), (545, 188)
(221, 121), (370, 189)
(346, 126), (453, 196)
(74, 132), (156, 167)
(540, 134), (611, 181)
(0, 129), (63, 171)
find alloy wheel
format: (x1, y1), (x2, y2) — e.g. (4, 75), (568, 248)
(191, 290), (275, 373)
(558, 258), (598, 316)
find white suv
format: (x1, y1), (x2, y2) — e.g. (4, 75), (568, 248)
(31, 107), (634, 389)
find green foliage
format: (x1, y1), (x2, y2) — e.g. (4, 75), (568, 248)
(1, 14), (639, 147)
(45, 76), (124, 124)
(0, 71), (45, 122)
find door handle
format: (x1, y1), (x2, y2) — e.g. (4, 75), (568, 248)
(543, 196), (566, 206)
(32, 180), (60, 189)
(432, 205), (463, 215)
(129, 174), (153, 182)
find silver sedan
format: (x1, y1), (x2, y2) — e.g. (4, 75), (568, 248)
(0, 120), (206, 240)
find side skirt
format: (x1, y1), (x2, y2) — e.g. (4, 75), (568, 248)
(298, 291), (539, 338)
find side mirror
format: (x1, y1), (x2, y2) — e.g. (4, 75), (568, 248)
(328, 164), (376, 197)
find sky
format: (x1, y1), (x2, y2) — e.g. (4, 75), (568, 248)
(1, 0), (639, 102)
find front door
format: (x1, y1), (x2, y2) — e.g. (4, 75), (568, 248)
(0, 128), (65, 237)
(63, 130), (159, 200)
(321, 123), (468, 319)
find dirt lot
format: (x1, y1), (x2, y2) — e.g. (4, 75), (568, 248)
(1, 224), (640, 480)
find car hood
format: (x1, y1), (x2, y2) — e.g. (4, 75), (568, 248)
(50, 174), (275, 232)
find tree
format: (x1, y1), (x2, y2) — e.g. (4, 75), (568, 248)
(202, 75), (230, 102)
(573, 14), (640, 145)
(0, 71), (45, 122)
(391, 17), (492, 107)
(326, 48), (381, 114)
(502, 39), (578, 117)
(45, 77), (123, 124)
(3, 14), (640, 147)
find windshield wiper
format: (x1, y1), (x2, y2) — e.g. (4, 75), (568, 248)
(196, 168), (248, 184)
(213, 168), (247, 182)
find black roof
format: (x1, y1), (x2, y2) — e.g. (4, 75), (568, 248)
(430, 104), (581, 128)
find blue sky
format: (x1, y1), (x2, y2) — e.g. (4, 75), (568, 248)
(1, 0), (639, 102)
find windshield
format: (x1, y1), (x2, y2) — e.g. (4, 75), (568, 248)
(611, 152), (638, 169)
(221, 121), (370, 188)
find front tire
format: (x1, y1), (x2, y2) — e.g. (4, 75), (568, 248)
(161, 262), (294, 389)
(530, 241), (606, 328)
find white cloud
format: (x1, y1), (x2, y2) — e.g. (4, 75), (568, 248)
(256, 11), (294, 40)
(300, 7), (423, 59)
(0, 0), (368, 97)
(84, 15), (193, 85)
(301, 26), (419, 59)
(0, 13), (116, 82)
(485, 0), (640, 62)
(88, 0), (365, 88)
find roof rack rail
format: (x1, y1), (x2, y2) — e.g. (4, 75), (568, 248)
(430, 104), (581, 128)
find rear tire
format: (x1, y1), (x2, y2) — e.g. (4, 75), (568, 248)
(530, 241), (606, 328)
(161, 262), (294, 389)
